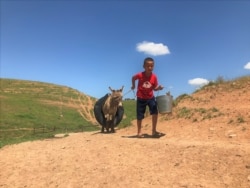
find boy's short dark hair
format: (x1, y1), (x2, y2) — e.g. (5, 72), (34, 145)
(144, 57), (154, 65)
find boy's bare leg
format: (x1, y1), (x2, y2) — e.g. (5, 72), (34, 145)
(137, 119), (142, 136)
(152, 114), (158, 134)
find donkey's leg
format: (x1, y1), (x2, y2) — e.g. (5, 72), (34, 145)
(110, 120), (115, 133)
(101, 125), (105, 133)
(106, 121), (111, 133)
(111, 125), (115, 133)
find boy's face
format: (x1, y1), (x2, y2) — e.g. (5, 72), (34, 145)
(143, 60), (154, 73)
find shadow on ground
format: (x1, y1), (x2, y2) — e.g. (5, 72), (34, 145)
(121, 132), (166, 139)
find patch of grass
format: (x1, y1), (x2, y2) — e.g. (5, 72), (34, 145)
(193, 75), (250, 94)
(177, 107), (192, 119)
(196, 108), (207, 114)
(0, 79), (99, 148)
(176, 106), (224, 122)
(119, 100), (136, 128)
(215, 76), (226, 84)
(0, 130), (55, 148)
(173, 94), (191, 106)
(192, 118), (198, 122)
(237, 116), (245, 123)
(211, 107), (219, 112)
(242, 127), (246, 131)
(203, 113), (212, 120)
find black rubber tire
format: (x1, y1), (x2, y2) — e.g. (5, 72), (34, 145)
(94, 94), (124, 127)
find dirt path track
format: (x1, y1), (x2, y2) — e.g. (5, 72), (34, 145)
(1, 121), (250, 188)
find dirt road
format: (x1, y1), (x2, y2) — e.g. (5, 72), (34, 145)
(1, 119), (249, 188)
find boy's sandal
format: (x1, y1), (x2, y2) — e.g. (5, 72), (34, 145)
(152, 131), (163, 137)
(137, 134), (144, 138)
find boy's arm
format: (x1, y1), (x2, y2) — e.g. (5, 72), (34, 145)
(154, 85), (164, 91)
(131, 76), (136, 90)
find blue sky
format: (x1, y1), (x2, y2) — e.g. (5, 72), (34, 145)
(1, 0), (250, 99)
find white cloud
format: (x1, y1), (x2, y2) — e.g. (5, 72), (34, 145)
(244, 62), (250, 70)
(188, 78), (209, 87)
(136, 41), (170, 56)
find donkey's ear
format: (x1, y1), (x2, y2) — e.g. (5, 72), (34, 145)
(109, 87), (114, 92)
(120, 86), (124, 92)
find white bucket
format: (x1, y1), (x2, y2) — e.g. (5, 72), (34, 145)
(156, 94), (173, 114)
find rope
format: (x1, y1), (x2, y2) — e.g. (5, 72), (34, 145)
(123, 89), (133, 97)
(132, 89), (136, 99)
(123, 89), (137, 100)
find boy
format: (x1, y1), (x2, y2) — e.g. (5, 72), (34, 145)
(131, 57), (164, 138)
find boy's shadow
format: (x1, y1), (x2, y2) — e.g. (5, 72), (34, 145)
(121, 133), (165, 139)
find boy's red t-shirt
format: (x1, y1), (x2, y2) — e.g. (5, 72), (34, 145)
(134, 72), (158, 99)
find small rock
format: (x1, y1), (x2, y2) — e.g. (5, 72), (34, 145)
(247, 175), (250, 181)
(174, 163), (180, 167)
(228, 134), (237, 138)
(225, 130), (237, 138)
(54, 134), (66, 138)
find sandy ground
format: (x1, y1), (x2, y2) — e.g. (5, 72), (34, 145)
(1, 79), (250, 188)
(0, 118), (250, 188)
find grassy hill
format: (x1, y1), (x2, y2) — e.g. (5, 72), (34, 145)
(1, 76), (249, 148)
(0, 78), (136, 147)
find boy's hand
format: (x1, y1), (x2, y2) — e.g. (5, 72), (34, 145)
(156, 85), (164, 91)
(131, 85), (135, 90)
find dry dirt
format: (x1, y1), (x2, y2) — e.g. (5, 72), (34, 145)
(1, 80), (250, 188)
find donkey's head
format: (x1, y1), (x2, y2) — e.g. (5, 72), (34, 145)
(109, 86), (124, 104)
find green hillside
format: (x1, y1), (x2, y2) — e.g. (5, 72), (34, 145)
(0, 78), (136, 147)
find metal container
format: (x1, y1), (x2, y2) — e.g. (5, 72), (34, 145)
(156, 93), (173, 114)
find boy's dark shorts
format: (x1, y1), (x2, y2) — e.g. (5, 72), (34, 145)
(136, 97), (158, 120)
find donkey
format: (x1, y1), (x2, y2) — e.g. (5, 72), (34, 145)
(102, 86), (124, 133)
